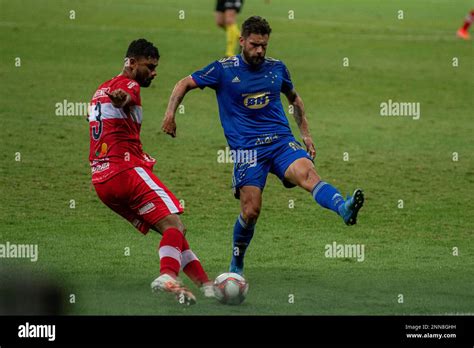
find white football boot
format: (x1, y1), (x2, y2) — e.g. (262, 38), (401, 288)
(151, 274), (196, 306)
(200, 281), (216, 298)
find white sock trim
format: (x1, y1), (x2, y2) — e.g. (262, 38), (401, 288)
(159, 246), (182, 266)
(181, 249), (199, 269)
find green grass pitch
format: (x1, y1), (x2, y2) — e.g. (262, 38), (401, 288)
(0, 0), (473, 315)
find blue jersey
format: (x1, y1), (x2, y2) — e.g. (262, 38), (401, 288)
(191, 55), (295, 149)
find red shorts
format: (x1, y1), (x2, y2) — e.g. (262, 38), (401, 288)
(93, 166), (183, 234)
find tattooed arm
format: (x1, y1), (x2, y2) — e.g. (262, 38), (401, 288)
(284, 89), (316, 158)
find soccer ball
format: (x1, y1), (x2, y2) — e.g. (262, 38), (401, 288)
(213, 272), (249, 305)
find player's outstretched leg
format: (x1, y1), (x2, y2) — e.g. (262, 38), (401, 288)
(311, 182), (365, 226)
(285, 158), (364, 225)
(150, 214), (197, 305)
(230, 214), (256, 274)
(457, 10), (474, 40)
(230, 186), (261, 275)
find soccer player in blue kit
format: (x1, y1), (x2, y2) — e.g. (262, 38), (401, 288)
(162, 16), (364, 275)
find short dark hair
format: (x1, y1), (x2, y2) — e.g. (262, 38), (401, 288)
(125, 38), (160, 60)
(241, 16), (272, 38)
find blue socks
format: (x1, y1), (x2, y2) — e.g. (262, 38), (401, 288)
(230, 214), (255, 273)
(312, 181), (345, 216)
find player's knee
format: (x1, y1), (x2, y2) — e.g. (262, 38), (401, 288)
(176, 219), (186, 234)
(154, 214), (185, 235)
(301, 168), (321, 192)
(242, 205), (260, 224)
(307, 168), (321, 184)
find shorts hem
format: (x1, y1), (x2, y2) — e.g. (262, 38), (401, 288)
(232, 183), (264, 199)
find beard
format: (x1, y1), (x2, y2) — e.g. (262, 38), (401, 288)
(139, 77), (153, 87)
(242, 49), (265, 66)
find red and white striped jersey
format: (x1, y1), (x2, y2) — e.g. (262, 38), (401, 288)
(88, 75), (156, 184)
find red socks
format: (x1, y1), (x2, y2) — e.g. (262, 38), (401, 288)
(462, 11), (474, 30)
(158, 228), (209, 286)
(181, 238), (210, 286)
(158, 228), (184, 278)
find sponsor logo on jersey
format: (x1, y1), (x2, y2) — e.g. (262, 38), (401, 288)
(127, 81), (138, 89)
(201, 66), (215, 78)
(232, 76), (241, 83)
(255, 134), (279, 145)
(96, 143), (108, 157)
(91, 162), (110, 174)
(242, 91), (270, 109)
(92, 87), (110, 100)
(138, 202), (156, 215)
(219, 56), (239, 68)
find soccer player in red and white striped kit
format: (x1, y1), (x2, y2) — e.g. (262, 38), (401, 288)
(88, 39), (213, 305)
(457, 9), (474, 40)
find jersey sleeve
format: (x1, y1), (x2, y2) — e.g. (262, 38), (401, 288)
(280, 62), (294, 94)
(114, 78), (141, 106)
(190, 61), (222, 90)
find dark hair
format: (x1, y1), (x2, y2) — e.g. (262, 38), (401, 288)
(241, 16), (272, 38)
(125, 38), (160, 59)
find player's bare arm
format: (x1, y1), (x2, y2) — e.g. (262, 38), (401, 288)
(284, 88), (316, 158)
(106, 89), (131, 108)
(162, 76), (199, 137)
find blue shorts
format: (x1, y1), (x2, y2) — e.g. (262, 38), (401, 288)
(231, 136), (313, 199)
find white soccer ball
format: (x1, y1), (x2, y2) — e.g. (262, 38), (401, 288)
(213, 272), (249, 305)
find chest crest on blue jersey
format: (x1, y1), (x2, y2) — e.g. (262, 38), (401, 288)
(263, 71), (280, 86)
